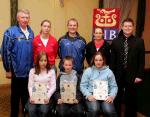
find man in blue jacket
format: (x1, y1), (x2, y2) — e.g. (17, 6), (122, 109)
(1, 9), (34, 117)
(58, 18), (86, 75)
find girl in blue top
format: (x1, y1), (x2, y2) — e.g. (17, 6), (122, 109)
(80, 51), (118, 117)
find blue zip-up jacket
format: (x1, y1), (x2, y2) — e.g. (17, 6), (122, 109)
(58, 32), (86, 74)
(80, 66), (118, 99)
(1, 24), (34, 77)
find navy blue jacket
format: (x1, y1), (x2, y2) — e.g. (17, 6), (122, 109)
(58, 32), (86, 74)
(1, 24), (34, 77)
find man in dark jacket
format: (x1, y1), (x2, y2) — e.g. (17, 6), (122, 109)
(110, 18), (145, 117)
(1, 9), (34, 117)
(58, 18), (86, 75)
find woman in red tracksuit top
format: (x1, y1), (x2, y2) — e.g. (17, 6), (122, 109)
(33, 19), (58, 69)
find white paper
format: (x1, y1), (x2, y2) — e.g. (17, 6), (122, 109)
(93, 80), (108, 100)
(30, 82), (48, 104)
(61, 83), (76, 104)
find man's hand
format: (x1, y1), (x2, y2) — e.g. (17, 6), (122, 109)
(6, 72), (12, 79)
(134, 78), (143, 84)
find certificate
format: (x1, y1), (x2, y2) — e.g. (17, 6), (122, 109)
(93, 80), (108, 100)
(30, 82), (48, 104)
(61, 83), (76, 104)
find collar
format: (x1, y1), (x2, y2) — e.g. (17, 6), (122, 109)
(122, 34), (134, 41)
(65, 32), (80, 39)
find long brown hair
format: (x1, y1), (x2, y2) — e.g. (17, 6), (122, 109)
(34, 51), (50, 75)
(90, 51), (106, 67)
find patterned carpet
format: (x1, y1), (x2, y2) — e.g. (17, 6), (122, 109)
(0, 85), (11, 117)
(0, 84), (23, 117)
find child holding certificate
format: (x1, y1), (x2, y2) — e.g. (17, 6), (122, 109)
(54, 56), (84, 117)
(28, 52), (56, 117)
(80, 51), (118, 117)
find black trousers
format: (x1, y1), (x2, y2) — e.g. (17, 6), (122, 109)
(114, 70), (139, 117)
(10, 76), (29, 117)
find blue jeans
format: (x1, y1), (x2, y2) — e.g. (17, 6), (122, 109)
(28, 101), (50, 117)
(56, 103), (84, 117)
(86, 100), (117, 117)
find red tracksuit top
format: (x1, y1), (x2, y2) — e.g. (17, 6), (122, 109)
(33, 34), (58, 65)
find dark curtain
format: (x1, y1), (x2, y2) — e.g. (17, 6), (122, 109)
(136, 0), (146, 38)
(10, 0), (18, 26)
(99, 0), (103, 8)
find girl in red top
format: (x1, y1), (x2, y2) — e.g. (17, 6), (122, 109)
(33, 19), (58, 68)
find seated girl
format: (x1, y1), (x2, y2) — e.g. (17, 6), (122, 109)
(28, 51), (56, 117)
(80, 51), (118, 117)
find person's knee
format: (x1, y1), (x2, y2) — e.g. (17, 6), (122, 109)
(103, 107), (117, 117)
(56, 107), (67, 117)
(40, 108), (49, 114)
(57, 110), (67, 117)
(87, 106), (99, 113)
(86, 101), (99, 112)
(28, 104), (36, 113)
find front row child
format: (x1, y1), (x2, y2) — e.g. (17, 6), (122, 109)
(80, 51), (118, 117)
(54, 56), (84, 117)
(28, 52), (56, 117)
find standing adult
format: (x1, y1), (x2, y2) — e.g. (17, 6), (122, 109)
(1, 9), (34, 117)
(58, 18), (86, 75)
(33, 19), (58, 69)
(110, 18), (145, 117)
(86, 27), (110, 66)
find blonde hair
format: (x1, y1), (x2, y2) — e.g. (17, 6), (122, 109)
(41, 19), (51, 26)
(40, 19), (51, 34)
(67, 18), (78, 26)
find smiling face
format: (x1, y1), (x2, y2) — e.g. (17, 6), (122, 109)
(122, 21), (134, 37)
(17, 12), (30, 29)
(93, 28), (103, 40)
(63, 60), (73, 73)
(39, 55), (48, 70)
(41, 21), (51, 35)
(94, 54), (104, 68)
(67, 20), (78, 36)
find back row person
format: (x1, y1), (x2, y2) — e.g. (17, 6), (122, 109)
(58, 18), (86, 75)
(110, 18), (145, 117)
(33, 19), (58, 71)
(86, 27), (110, 66)
(1, 9), (34, 117)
